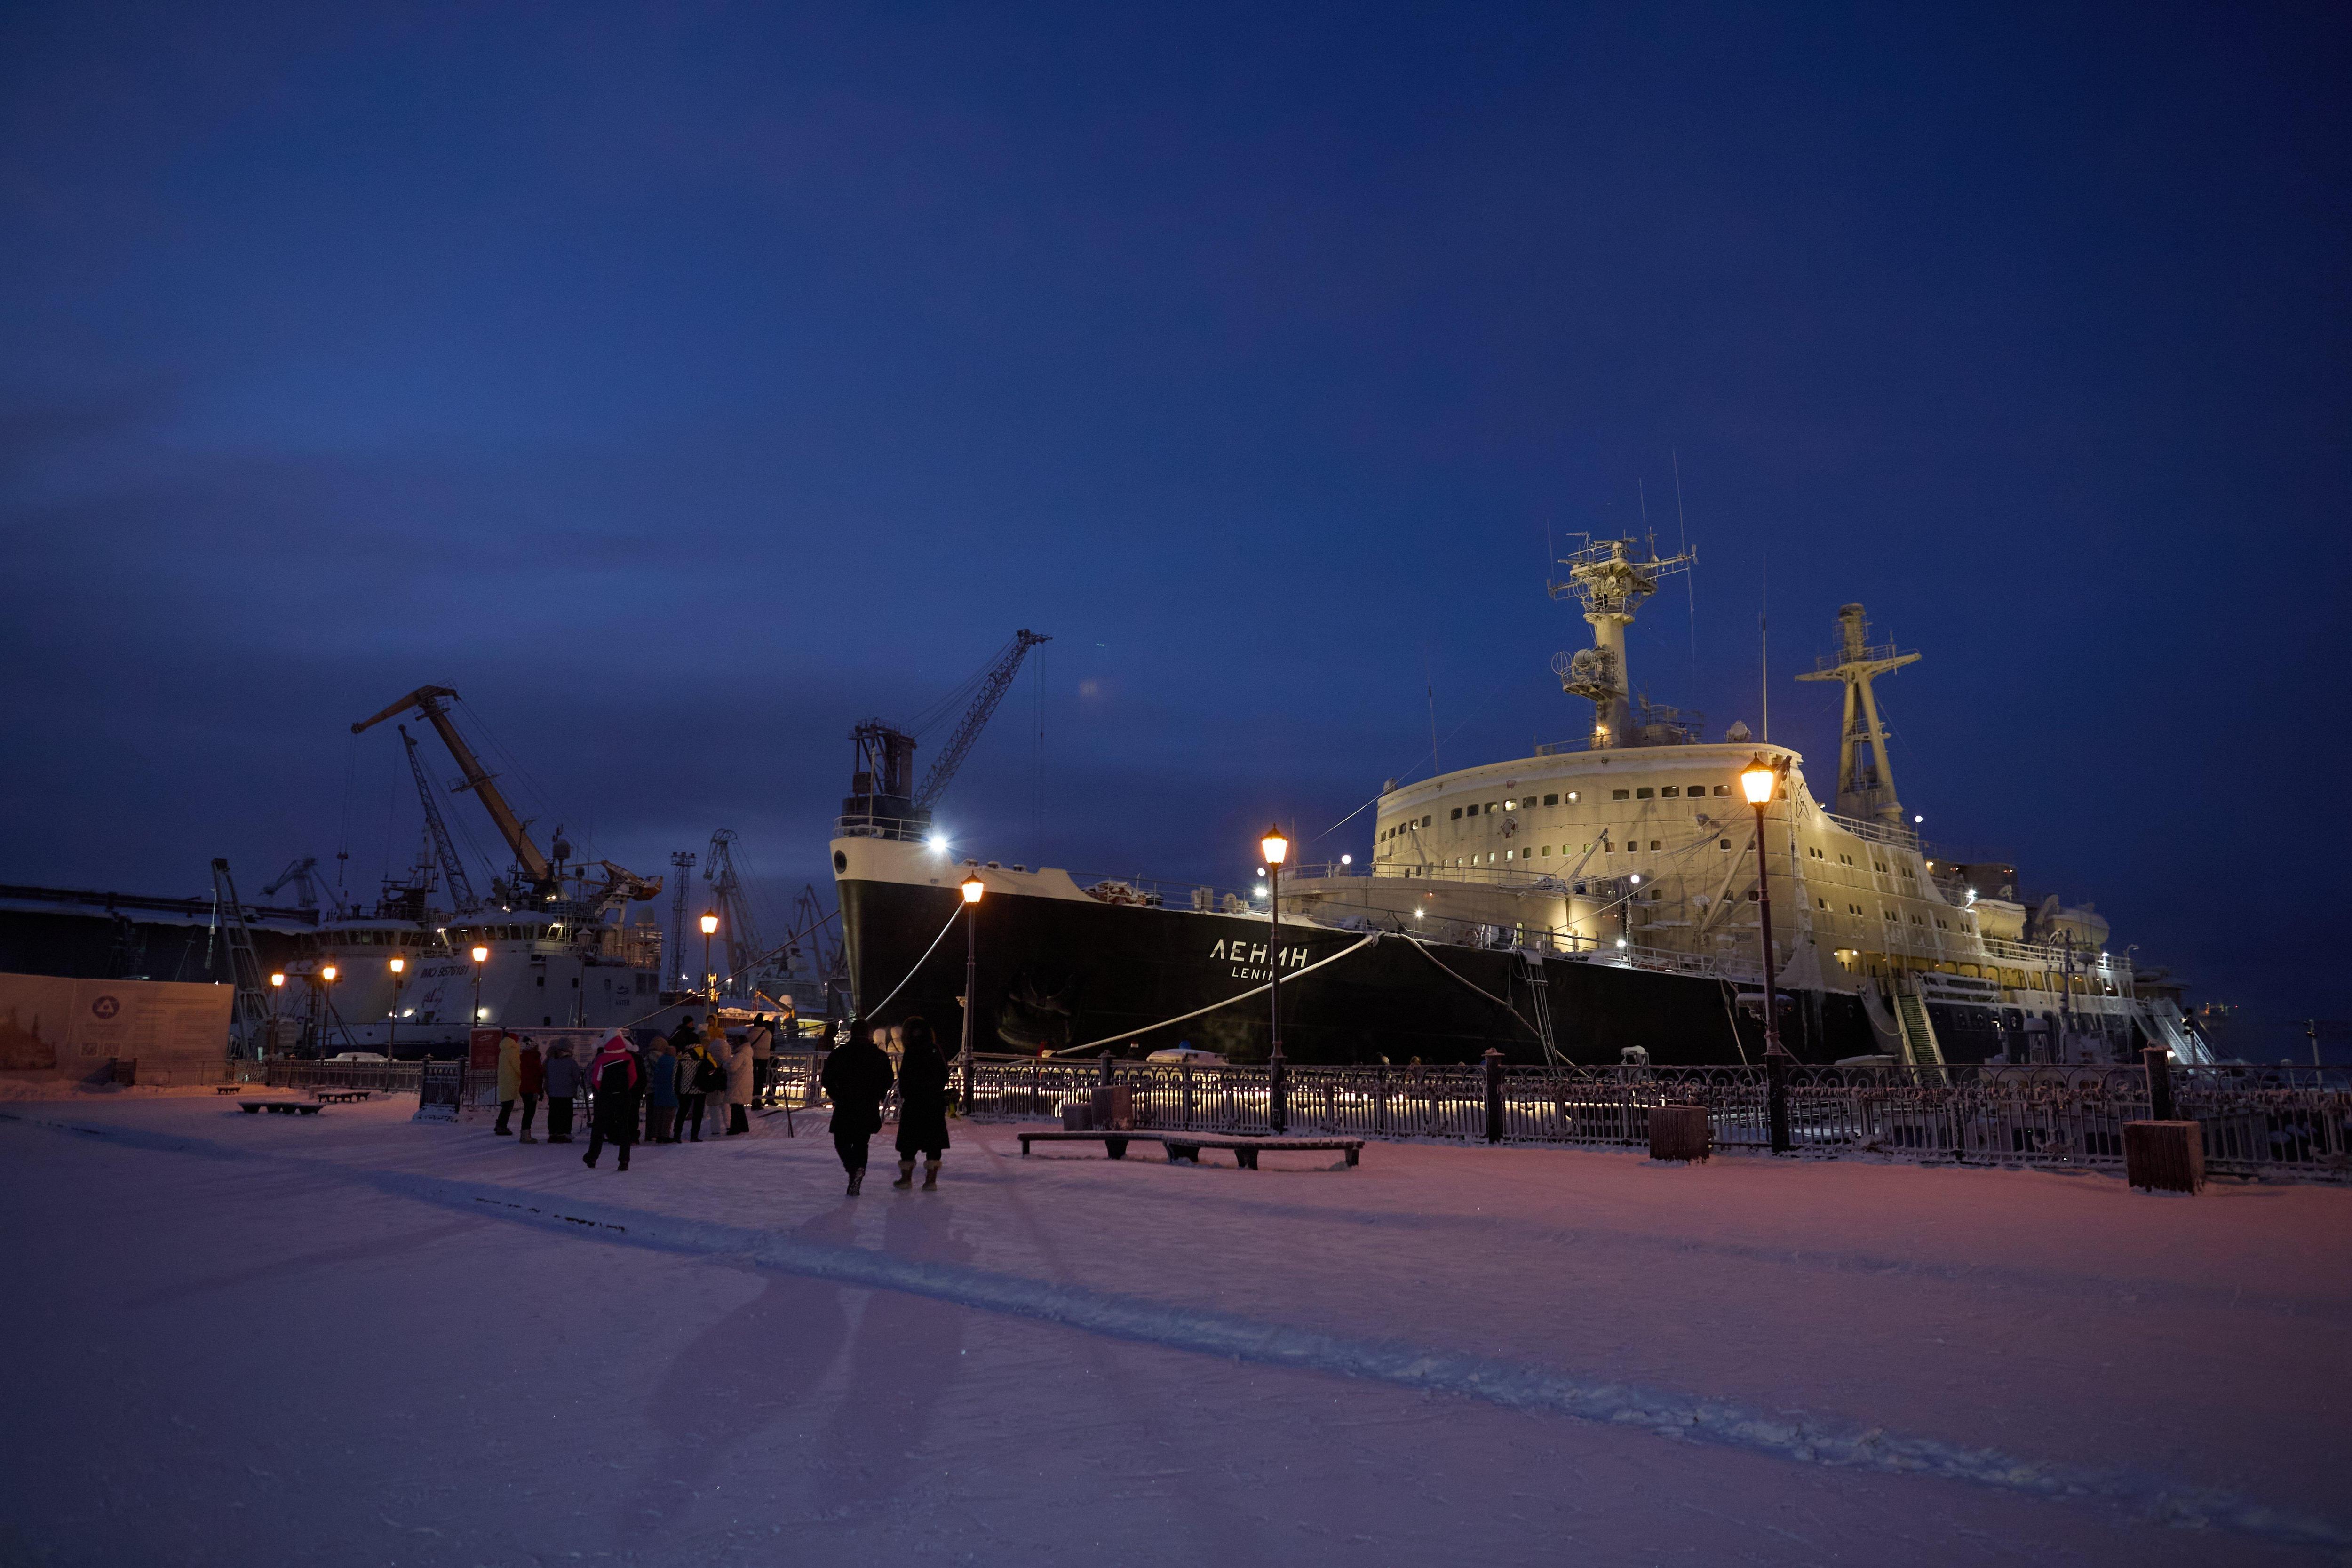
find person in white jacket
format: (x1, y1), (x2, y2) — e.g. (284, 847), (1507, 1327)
(719, 1017), (756, 1135)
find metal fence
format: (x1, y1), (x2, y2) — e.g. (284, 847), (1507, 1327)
(961, 1058), (2352, 1183)
(262, 1059), (427, 1094)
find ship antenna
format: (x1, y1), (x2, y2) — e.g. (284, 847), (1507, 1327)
(1674, 449), (1697, 679)
(1423, 649), (1441, 773)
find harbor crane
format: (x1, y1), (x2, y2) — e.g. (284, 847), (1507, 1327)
(353, 685), (662, 911)
(398, 724), (480, 913)
(843, 629), (1049, 835)
(260, 856), (326, 912)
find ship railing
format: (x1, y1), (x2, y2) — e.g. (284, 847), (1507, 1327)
(956, 1059), (2352, 1182)
(1975, 935), (2131, 975)
(834, 813), (931, 841)
(1823, 812), (1921, 851)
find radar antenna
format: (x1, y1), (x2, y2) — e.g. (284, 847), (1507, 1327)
(1548, 535), (1694, 749)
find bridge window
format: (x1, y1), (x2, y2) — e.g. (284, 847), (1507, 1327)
(1636, 788), (1654, 800)
(1543, 793), (1558, 806)
(1712, 785), (1731, 796)
(1611, 788), (1629, 801)
(1660, 786), (1679, 797)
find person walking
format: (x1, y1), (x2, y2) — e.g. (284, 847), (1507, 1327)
(516, 1037), (544, 1143)
(747, 1015), (776, 1105)
(493, 1030), (523, 1136)
(819, 1017), (893, 1195)
(583, 1033), (641, 1171)
(890, 1015), (952, 1190)
(677, 1023), (720, 1143)
(644, 1034), (679, 1144)
(543, 1041), (580, 1143)
(721, 1018), (755, 1135)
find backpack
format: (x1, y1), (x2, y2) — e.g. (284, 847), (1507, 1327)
(693, 1049), (727, 1094)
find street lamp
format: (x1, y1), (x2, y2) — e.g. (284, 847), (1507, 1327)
(1740, 755), (1793, 1153)
(1260, 824), (1289, 1131)
(388, 954), (406, 1056)
(960, 871), (985, 1109)
(470, 943), (490, 1027)
(699, 912), (720, 1000)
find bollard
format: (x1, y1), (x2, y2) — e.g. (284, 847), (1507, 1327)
(1181, 1060), (1195, 1129)
(1269, 1056), (1288, 1134)
(1483, 1048), (1504, 1144)
(1098, 1050), (1114, 1085)
(1765, 1050), (1791, 1154)
(2142, 1045), (2175, 1123)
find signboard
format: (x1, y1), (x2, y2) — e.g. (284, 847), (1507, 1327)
(0, 972), (233, 1085)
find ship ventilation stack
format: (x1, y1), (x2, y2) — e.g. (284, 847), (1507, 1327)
(1795, 603), (1920, 825)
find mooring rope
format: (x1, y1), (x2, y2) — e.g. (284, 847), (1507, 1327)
(1041, 931), (1383, 1057)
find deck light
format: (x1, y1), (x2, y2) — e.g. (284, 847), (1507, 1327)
(930, 835), (948, 854)
(1340, 854), (1351, 867)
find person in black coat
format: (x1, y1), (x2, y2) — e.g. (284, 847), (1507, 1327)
(890, 1015), (953, 1190)
(818, 1017), (895, 1196)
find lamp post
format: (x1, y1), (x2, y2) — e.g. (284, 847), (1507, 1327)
(700, 912), (720, 1001)
(388, 955), (406, 1056)
(960, 871), (985, 1111)
(1739, 755), (1792, 1153)
(1261, 823), (1290, 1132)
(470, 944), (490, 1030)
(267, 972), (285, 1057)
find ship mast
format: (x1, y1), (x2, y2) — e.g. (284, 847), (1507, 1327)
(1795, 603), (1919, 825)
(1549, 536), (1694, 749)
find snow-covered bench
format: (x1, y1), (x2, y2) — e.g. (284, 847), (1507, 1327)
(1017, 1130), (1149, 1160)
(238, 1101), (324, 1116)
(1160, 1137), (1362, 1170)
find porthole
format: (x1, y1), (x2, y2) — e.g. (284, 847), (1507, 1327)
(833, 851), (848, 873)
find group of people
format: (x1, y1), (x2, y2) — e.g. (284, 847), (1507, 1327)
(482, 1010), (954, 1196)
(490, 1013), (780, 1172)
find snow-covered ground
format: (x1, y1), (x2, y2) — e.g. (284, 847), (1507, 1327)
(1, 1092), (2346, 1566)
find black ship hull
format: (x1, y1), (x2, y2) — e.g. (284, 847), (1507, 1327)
(838, 872), (1883, 1067)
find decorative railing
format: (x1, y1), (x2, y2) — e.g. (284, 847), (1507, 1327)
(956, 1059), (2352, 1183)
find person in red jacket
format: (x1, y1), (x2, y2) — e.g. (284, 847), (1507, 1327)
(516, 1039), (545, 1143)
(583, 1034), (641, 1172)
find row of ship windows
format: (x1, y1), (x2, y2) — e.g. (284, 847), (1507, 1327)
(1823, 898), (1962, 930)
(1804, 845), (1909, 876)
(1384, 783), (1766, 839)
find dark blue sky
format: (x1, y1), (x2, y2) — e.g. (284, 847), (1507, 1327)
(3, 3), (2346, 1046)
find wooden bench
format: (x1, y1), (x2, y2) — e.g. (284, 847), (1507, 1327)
(1161, 1137), (1363, 1170)
(1017, 1130), (1149, 1160)
(312, 1089), (370, 1103)
(213, 1084), (246, 1095)
(238, 1101), (324, 1116)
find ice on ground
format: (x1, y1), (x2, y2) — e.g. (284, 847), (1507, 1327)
(0, 1095), (2345, 1567)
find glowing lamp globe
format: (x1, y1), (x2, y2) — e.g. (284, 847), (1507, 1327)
(1739, 758), (1777, 805)
(1260, 824), (1289, 867)
(699, 913), (719, 936)
(470, 945), (489, 963)
(389, 956), (405, 975)
(961, 873), (985, 905)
